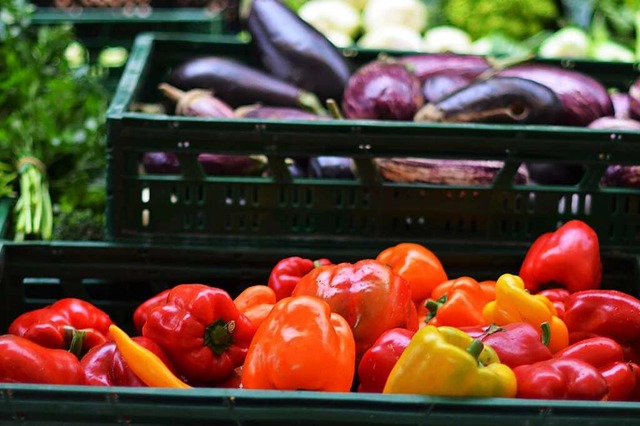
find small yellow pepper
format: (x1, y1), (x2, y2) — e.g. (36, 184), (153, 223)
(482, 273), (569, 353)
(109, 324), (191, 389)
(383, 325), (516, 398)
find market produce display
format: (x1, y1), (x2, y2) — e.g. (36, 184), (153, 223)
(7, 219), (640, 402)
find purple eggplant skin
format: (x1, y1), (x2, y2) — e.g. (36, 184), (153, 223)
(601, 165), (640, 189)
(629, 78), (640, 121)
(415, 77), (563, 125)
(525, 163), (584, 186)
(497, 65), (613, 126)
(611, 92), (631, 119)
(244, 0), (351, 102)
(343, 60), (424, 121)
(588, 116), (640, 130)
(422, 74), (473, 103)
(309, 157), (355, 179)
(197, 154), (267, 176)
(143, 152), (181, 174)
(399, 54), (492, 82)
(168, 56), (325, 114)
(235, 104), (327, 120)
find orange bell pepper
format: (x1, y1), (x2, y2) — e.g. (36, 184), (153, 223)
(241, 296), (355, 392)
(234, 285), (276, 329)
(376, 243), (448, 303)
(423, 277), (496, 328)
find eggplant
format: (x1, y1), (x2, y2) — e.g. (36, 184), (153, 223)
(414, 77), (563, 125)
(422, 74), (473, 103)
(143, 152), (181, 174)
(244, 0), (351, 102)
(398, 54), (492, 82)
(343, 60), (424, 121)
(309, 156), (355, 179)
(629, 78), (640, 121)
(168, 56), (326, 114)
(376, 158), (529, 185)
(197, 154), (267, 176)
(601, 165), (640, 189)
(611, 92), (631, 119)
(497, 65), (613, 126)
(588, 117), (640, 130)
(525, 163), (584, 186)
(235, 104), (326, 120)
(159, 83), (235, 118)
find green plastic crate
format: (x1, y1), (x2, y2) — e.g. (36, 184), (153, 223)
(2, 240), (640, 424)
(31, 8), (223, 93)
(107, 32), (640, 251)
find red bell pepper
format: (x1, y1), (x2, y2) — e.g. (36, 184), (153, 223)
(267, 256), (331, 301)
(357, 328), (415, 393)
(554, 336), (638, 401)
(133, 289), (171, 334)
(479, 323), (553, 369)
(141, 284), (256, 384)
(81, 336), (176, 387)
(424, 277), (495, 328)
(8, 298), (112, 354)
(537, 288), (571, 319)
(514, 358), (608, 400)
(564, 290), (640, 345)
(519, 220), (602, 293)
(0, 334), (86, 384)
(292, 259), (418, 356)
(376, 243), (448, 303)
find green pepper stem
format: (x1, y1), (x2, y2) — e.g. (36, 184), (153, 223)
(204, 319), (236, 356)
(466, 339), (485, 360)
(425, 295), (448, 322)
(540, 321), (551, 346)
(65, 328), (86, 359)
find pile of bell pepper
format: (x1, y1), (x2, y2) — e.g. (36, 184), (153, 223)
(3, 219), (640, 401)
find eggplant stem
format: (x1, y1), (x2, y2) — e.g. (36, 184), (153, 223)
(481, 53), (536, 81)
(326, 99), (344, 120)
(158, 83), (186, 104)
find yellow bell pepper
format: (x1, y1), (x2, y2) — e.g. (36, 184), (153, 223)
(482, 273), (568, 353)
(383, 325), (516, 398)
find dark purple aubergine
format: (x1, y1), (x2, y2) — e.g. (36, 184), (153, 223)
(414, 77), (563, 125)
(159, 83), (235, 118)
(168, 56), (325, 114)
(525, 163), (584, 186)
(629, 78), (640, 120)
(244, 0), (351, 102)
(198, 154), (267, 176)
(601, 165), (640, 188)
(143, 152), (181, 174)
(343, 60), (424, 121)
(422, 74), (473, 103)
(611, 92), (631, 119)
(309, 157), (355, 179)
(588, 117), (640, 130)
(235, 104), (326, 120)
(399, 54), (492, 82)
(497, 65), (613, 126)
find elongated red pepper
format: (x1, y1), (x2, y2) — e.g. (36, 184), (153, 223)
(0, 334), (86, 384)
(514, 358), (608, 400)
(81, 336), (176, 387)
(537, 288), (571, 319)
(8, 298), (112, 354)
(133, 289), (171, 334)
(142, 284), (256, 384)
(554, 336), (638, 401)
(519, 220), (602, 293)
(268, 256), (331, 301)
(357, 328), (415, 393)
(479, 323), (553, 369)
(564, 290), (640, 345)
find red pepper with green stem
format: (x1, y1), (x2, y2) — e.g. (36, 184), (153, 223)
(8, 298), (112, 354)
(357, 328), (415, 393)
(519, 220), (602, 293)
(268, 256), (331, 301)
(0, 334), (86, 384)
(478, 322), (553, 369)
(141, 284), (256, 384)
